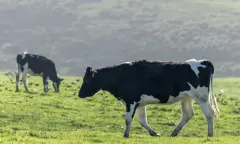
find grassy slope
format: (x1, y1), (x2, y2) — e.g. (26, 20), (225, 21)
(0, 73), (240, 144)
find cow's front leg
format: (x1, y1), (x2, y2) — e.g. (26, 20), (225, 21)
(124, 102), (139, 138)
(15, 66), (21, 92)
(22, 69), (29, 92)
(137, 106), (159, 136)
(171, 97), (194, 137)
(43, 76), (48, 93)
(53, 82), (58, 92)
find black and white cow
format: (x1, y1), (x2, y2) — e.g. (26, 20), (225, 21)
(78, 59), (220, 138)
(16, 52), (64, 93)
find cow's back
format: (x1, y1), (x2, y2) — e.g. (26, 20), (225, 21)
(28, 55), (56, 74)
(141, 61), (196, 95)
(17, 53), (56, 75)
(116, 60), (200, 103)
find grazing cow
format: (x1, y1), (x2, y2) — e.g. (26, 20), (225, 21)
(16, 52), (64, 93)
(78, 59), (220, 138)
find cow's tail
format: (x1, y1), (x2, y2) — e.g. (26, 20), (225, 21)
(210, 73), (220, 118)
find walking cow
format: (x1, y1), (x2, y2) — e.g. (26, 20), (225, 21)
(78, 59), (220, 138)
(16, 52), (64, 93)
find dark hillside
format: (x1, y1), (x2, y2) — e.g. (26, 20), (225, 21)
(0, 0), (240, 76)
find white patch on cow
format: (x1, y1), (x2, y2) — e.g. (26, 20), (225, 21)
(138, 82), (209, 107)
(22, 54), (26, 59)
(125, 102), (137, 122)
(124, 61), (132, 65)
(186, 82), (209, 102)
(23, 63), (28, 71)
(22, 52), (27, 59)
(138, 95), (160, 106)
(186, 59), (206, 77)
(167, 94), (187, 104)
(138, 94), (186, 106)
(22, 63), (43, 76)
(28, 68), (43, 76)
(168, 83), (209, 104)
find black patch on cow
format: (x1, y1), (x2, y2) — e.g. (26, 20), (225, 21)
(197, 60), (214, 89)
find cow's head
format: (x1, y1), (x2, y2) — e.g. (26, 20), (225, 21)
(53, 77), (64, 92)
(78, 66), (100, 98)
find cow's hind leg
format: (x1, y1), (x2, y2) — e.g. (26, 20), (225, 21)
(171, 96), (194, 137)
(43, 75), (49, 94)
(199, 101), (214, 137)
(22, 68), (29, 92)
(124, 102), (139, 138)
(193, 92), (215, 137)
(137, 106), (159, 136)
(15, 65), (21, 92)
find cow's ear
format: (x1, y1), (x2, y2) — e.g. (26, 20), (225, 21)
(92, 71), (97, 78)
(86, 66), (92, 73)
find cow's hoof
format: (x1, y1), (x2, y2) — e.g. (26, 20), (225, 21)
(170, 130), (179, 137)
(26, 91), (32, 94)
(123, 133), (129, 138)
(208, 134), (213, 137)
(150, 132), (160, 136)
(170, 134), (178, 137)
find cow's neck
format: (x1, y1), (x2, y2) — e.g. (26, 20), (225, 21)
(48, 74), (58, 82)
(96, 66), (121, 95)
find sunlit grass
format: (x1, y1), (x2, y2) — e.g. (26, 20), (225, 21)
(0, 73), (240, 143)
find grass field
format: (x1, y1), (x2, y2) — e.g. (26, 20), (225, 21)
(0, 73), (240, 144)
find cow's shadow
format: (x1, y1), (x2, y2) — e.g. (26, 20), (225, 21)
(160, 122), (177, 126)
(19, 90), (59, 96)
(25, 91), (38, 94)
(17, 90), (46, 95)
